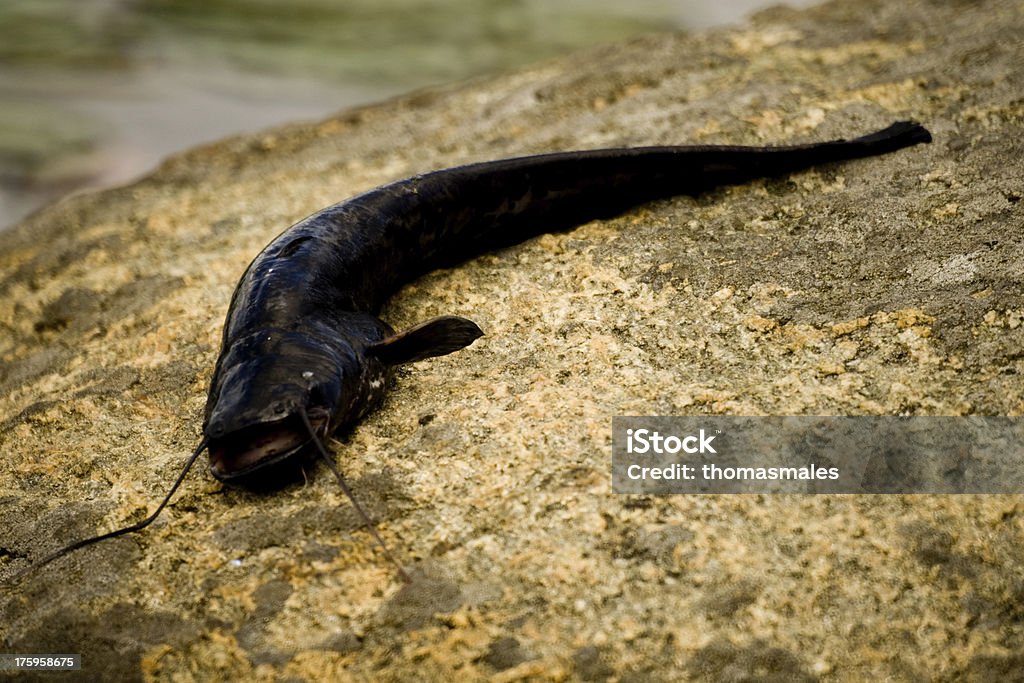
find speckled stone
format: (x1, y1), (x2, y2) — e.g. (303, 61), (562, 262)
(2, 0), (1023, 680)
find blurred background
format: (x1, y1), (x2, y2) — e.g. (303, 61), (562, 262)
(0, 0), (820, 230)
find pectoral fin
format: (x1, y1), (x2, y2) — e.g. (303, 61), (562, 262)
(368, 315), (483, 365)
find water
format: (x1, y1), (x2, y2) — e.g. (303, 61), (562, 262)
(0, 0), (820, 230)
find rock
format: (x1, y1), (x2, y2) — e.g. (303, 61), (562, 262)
(2, 0), (1023, 679)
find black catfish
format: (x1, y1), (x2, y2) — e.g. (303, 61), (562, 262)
(7, 121), (932, 583)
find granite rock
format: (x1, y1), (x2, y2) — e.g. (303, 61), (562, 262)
(2, 0), (1023, 680)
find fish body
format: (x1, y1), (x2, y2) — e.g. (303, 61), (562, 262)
(203, 122), (933, 484)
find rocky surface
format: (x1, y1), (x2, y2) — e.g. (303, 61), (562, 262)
(2, 0), (1023, 680)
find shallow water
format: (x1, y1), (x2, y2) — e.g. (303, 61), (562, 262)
(0, 0), (819, 230)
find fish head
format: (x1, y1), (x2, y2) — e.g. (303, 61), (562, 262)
(202, 325), (380, 486)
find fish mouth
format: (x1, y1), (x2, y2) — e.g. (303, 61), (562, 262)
(208, 413), (328, 483)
